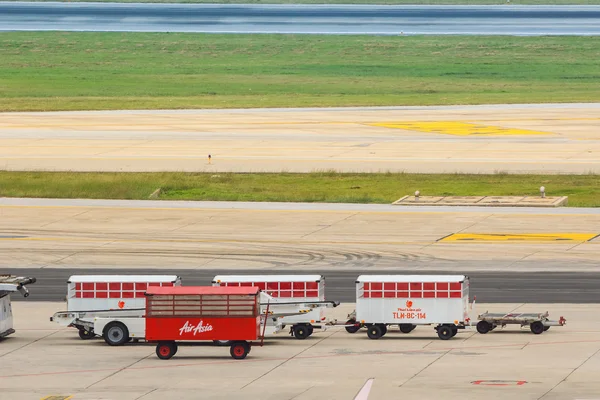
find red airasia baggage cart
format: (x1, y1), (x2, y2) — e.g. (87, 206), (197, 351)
(145, 286), (264, 360)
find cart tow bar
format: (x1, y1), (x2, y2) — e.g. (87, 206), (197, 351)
(260, 300), (271, 347)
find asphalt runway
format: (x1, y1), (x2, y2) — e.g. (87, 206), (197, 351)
(5, 268), (600, 303)
(2, 2), (600, 35)
(3, 104), (600, 174)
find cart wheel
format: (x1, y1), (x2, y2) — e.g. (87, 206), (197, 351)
(437, 325), (454, 340)
(156, 341), (176, 360)
(367, 324), (384, 340)
(307, 325), (314, 336)
(230, 341), (250, 360)
(78, 328), (95, 340)
(345, 319), (360, 334)
(476, 321), (491, 334)
(530, 321), (545, 334)
(293, 325), (310, 340)
(451, 327), (458, 337)
(103, 322), (130, 346)
(544, 326), (550, 332)
(399, 324), (415, 334)
(381, 325), (388, 336)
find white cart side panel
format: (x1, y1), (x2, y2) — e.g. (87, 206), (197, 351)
(356, 298), (465, 324)
(355, 278), (469, 324)
(66, 279), (181, 312)
(0, 295), (13, 336)
(68, 275), (181, 283)
(213, 275), (322, 283)
(356, 275), (466, 283)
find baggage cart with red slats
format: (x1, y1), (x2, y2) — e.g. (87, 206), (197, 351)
(50, 275), (181, 341)
(145, 286), (265, 360)
(347, 275), (471, 340)
(212, 275), (339, 339)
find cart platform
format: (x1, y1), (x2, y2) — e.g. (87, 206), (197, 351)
(475, 311), (566, 335)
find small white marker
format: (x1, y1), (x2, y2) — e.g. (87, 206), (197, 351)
(354, 378), (374, 400)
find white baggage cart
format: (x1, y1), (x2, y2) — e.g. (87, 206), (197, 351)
(50, 275), (181, 341)
(212, 275), (339, 339)
(0, 275), (36, 339)
(347, 275), (470, 340)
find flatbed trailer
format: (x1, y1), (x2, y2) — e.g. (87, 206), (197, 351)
(475, 311), (566, 334)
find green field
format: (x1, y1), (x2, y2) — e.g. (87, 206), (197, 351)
(1, 33), (600, 111)
(0, 172), (598, 207)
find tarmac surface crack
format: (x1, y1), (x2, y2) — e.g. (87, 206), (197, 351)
(398, 348), (452, 387)
(537, 346), (600, 399)
(240, 329), (339, 389)
(134, 388), (158, 400)
(84, 351), (155, 390)
(0, 330), (61, 358)
(301, 212), (357, 239)
(40, 209), (91, 228)
(288, 385), (314, 400)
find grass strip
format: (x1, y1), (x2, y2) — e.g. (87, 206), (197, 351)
(0, 172), (598, 207)
(1, 33), (600, 111)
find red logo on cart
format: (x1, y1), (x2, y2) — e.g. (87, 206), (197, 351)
(179, 320), (214, 336)
(406, 300), (413, 308)
(118, 301), (125, 309)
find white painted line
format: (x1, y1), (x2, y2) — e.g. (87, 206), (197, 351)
(354, 378), (374, 400)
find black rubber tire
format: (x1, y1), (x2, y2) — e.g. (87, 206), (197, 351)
(451, 327), (458, 337)
(399, 324), (415, 334)
(381, 325), (388, 336)
(103, 322), (130, 346)
(293, 325), (310, 340)
(156, 341), (176, 360)
(230, 341), (250, 360)
(530, 321), (545, 334)
(437, 325), (454, 340)
(78, 328), (95, 340)
(307, 325), (314, 336)
(367, 324), (384, 340)
(345, 319), (361, 334)
(476, 321), (491, 334)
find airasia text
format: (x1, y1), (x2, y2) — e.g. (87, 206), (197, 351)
(179, 320), (214, 336)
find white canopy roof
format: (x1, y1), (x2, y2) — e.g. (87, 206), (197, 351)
(0, 284), (21, 293)
(356, 275), (467, 283)
(68, 275), (180, 283)
(213, 275), (322, 283)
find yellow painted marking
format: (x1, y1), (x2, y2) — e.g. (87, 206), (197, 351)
(370, 121), (552, 136)
(440, 233), (599, 243)
(41, 396), (72, 400)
